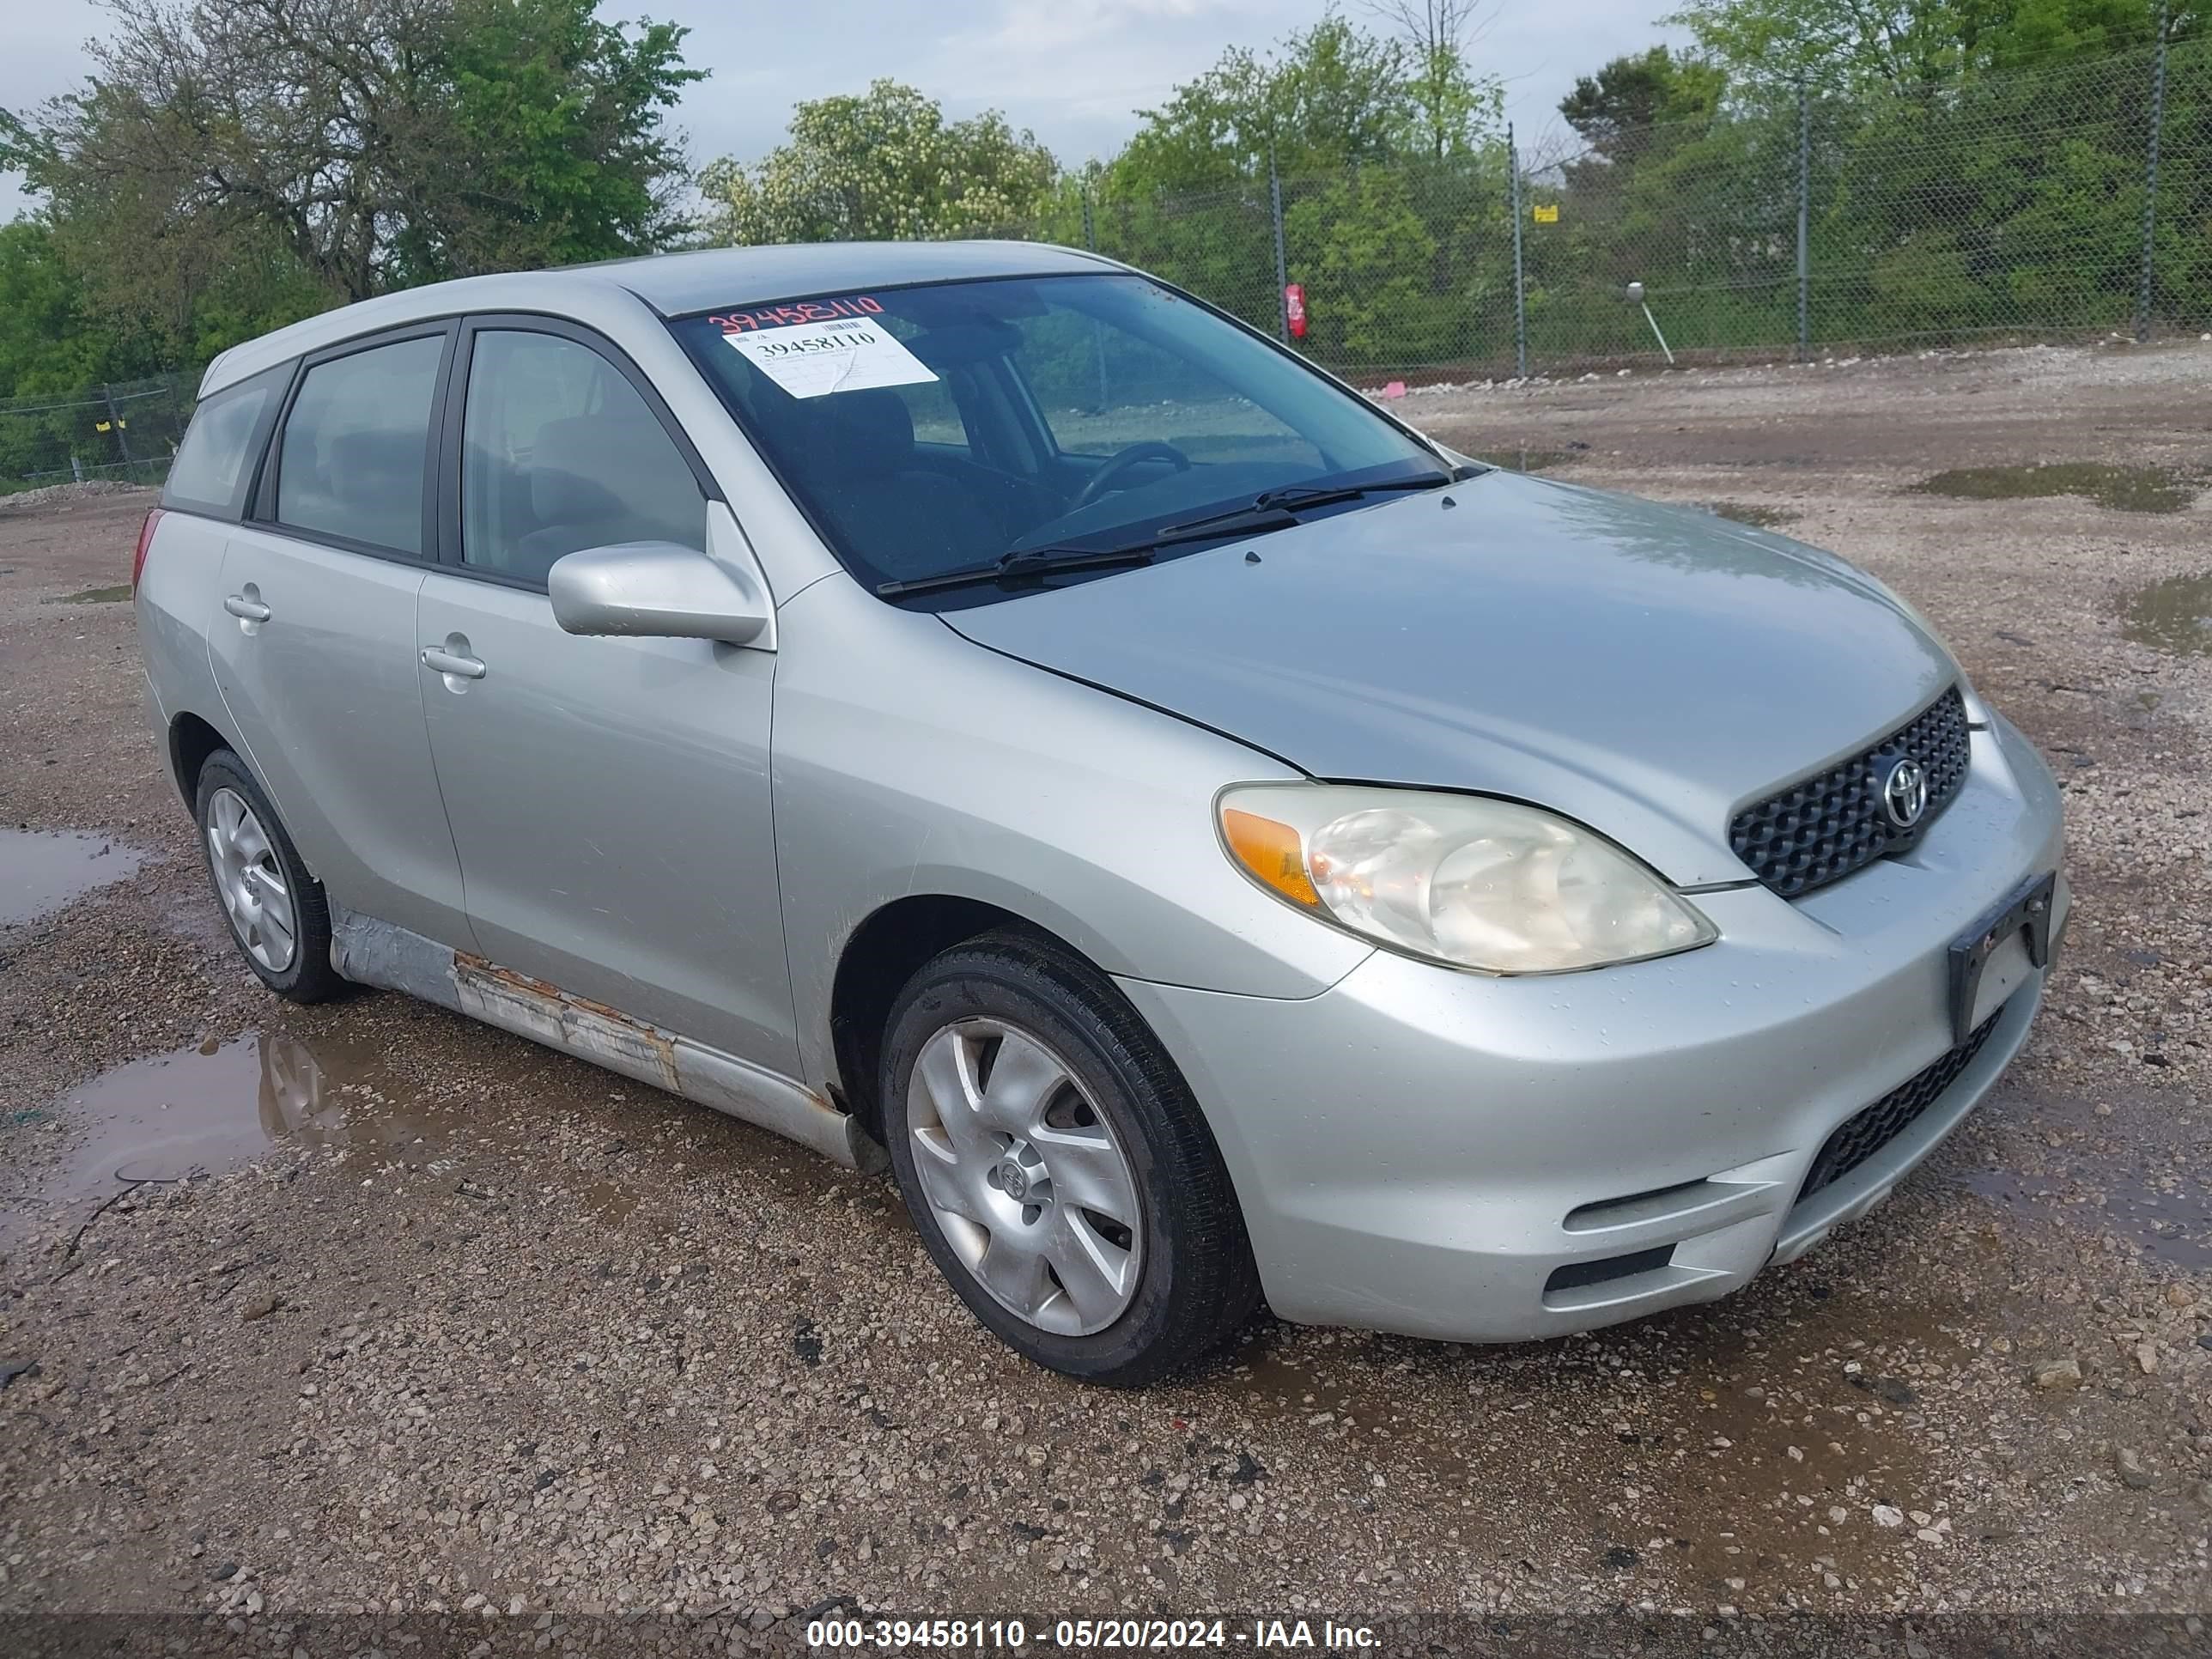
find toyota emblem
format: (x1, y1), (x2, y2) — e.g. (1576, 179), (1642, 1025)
(1881, 757), (1929, 830)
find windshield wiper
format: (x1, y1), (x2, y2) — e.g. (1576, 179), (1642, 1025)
(877, 544), (1165, 599)
(1159, 469), (1456, 537)
(876, 509), (1314, 599)
(873, 471), (1461, 599)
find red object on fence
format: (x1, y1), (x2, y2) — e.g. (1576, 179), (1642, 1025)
(1284, 283), (1307, 339)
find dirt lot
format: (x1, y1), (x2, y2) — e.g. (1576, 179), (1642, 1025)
(2, 342), (2209, 1644)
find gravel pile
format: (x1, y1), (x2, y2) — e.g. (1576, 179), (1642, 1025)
(0, 479), (154, 514)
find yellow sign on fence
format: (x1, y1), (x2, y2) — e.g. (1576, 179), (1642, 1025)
(1532, 204), (1560, 224)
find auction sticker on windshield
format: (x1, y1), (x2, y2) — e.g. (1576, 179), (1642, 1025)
(720, 315), (938, 400)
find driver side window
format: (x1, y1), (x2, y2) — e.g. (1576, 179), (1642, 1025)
(459, 329), (706, 587)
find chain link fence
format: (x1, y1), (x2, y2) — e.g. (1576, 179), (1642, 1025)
(0, 372), (198, 497)
(4, 37), (2201, 455)
(1000, 34), (2210, 382)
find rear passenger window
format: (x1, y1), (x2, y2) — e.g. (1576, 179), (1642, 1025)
(459, 330), (705, 586)
(276, 334), (445, 555)
(162, 365), (286, 516)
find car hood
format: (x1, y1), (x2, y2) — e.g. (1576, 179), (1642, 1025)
(941, 471), (1957, 888)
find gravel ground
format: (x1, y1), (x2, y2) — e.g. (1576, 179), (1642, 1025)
(1, 342), (2208, 1640)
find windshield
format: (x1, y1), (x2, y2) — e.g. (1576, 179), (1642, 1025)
(671, 272), (1446, 605)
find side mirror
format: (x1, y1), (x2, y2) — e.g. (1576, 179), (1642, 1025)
(547, 505), (774, 647)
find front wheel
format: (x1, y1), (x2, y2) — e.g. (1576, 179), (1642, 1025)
(881, 931), (1259, 1386)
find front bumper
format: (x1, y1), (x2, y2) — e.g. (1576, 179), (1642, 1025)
(1119, 713), (2066, 1342)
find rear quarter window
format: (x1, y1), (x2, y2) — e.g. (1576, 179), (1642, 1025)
(161, 363), (289, 518)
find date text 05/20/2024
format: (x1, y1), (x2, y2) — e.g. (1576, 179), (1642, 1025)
(805, 1617), (1380, 1651)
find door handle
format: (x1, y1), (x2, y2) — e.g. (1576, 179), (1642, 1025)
(421, 646), (488, 680)
(222, 593), (271, 623)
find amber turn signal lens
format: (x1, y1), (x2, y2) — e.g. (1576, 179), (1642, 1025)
(1222, 807), (1321, 908)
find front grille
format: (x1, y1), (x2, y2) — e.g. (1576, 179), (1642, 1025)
(1798, 1010), (2002, 1204)
(1730, 687), (1972, 899)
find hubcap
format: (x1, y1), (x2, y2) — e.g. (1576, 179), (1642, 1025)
(205, 787), (296, 973)
(906, 1018), (1143, 1337)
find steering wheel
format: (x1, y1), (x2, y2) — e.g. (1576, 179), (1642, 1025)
(1072, 441), (1192, 510)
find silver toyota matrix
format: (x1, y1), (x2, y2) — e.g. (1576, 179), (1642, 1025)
(135, 243), (2067, 1384)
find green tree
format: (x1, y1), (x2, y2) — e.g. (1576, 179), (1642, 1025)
(1560, 47), (1728, 163)
(1282, 168), (1445, 362)
(399, 0), (705, 281)
(1667, 0), (2194, 90)
(0, 221), (116, 397)
(1085, 9), (1513, 367)
(0, 210), (325, 399)
(1527, 4), (2211, 359)
(1361, 0), (1505, 161)
(1552, 47), (1730, 280)
(1106, 12), (1420, 196)
(6, 0), (700, 313)
(699, 82), (1059, 245)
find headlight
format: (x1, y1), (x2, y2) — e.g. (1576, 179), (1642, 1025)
(1218, 785), (1717, 975)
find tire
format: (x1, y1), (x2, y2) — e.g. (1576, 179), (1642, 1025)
(880, 930), (1260, 1386)
(193, 750), (345, 1004)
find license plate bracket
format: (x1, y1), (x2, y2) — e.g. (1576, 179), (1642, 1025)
(1946, 872), (2056, 1046)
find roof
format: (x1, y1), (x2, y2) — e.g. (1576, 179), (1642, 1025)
(603, 240), (1115, 314)
(200, 240), (1117, 395)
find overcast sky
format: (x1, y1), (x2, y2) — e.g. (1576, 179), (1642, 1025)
(1, 0), (1686, 221)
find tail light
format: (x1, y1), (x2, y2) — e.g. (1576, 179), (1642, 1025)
(131, 507), (166, 592)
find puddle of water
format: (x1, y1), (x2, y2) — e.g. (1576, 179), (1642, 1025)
(0, 829), (147, 925)
(3, 1033), (463, 1245)
(45, 584), (132, 605)
(1221, 1333), (1381, 1418)
(1911, 463), (2199, 514)
(2120, 571), (2212, 657)
(1708, 501), (1801, 529)
(580, 1178), (641, 1226)
(1203, 1294), (1967, 1607)
(1953, 1083), (2212, 1269)
(1205, 1328), (1482, 1478)
(3, 1021), (803, 1249)
(1960, 1166), (2212, 1269)
(1648, 1299), (1974, 1604)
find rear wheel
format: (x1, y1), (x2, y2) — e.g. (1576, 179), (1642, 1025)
(194, 750), (344, 1003)
(881, 931), (1259, 1386)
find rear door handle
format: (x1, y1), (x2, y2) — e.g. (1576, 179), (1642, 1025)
(421, 646), (488, 680)
(222, 593), (271, 623)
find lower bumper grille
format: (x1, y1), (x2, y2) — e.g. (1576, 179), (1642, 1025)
(1543, 1245), (1674, 1297)
(1799, 1009), (2003, 1203)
